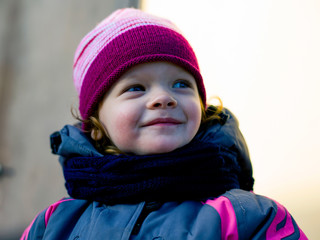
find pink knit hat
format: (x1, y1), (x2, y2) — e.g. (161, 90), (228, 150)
(73, 8), (206, 126)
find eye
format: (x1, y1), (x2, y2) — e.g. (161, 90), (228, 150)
(172, 80), (192, 89)
(125, 85), (145, 92)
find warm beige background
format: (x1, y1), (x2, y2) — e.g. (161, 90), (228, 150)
(143, 0), (320, 238)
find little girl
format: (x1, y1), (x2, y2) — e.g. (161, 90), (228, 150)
(21, 8), (307, 239)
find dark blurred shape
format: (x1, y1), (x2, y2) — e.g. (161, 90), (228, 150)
(0, 0), (141, 237)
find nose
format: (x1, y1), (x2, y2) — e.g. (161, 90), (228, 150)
(147, 92), (177, 109)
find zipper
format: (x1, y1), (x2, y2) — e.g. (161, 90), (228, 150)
(131, 201), (162, 235)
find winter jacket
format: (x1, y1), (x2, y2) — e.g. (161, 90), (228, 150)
(21, 109), (307, 239)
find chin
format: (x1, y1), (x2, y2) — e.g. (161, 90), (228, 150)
(139, 143), (183, 155)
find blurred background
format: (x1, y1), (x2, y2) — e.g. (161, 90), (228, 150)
(0, 0), (319, 239)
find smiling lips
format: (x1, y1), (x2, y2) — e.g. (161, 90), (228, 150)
(143, 118), (182, 127)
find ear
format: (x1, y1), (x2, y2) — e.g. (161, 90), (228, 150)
(91, 128), (103, 141)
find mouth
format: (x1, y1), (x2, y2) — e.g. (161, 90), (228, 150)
(142, 118), (183, 127)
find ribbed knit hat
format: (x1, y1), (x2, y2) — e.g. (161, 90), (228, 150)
(73, 8), (206, 126)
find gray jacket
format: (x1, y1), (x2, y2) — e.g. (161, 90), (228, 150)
(21, 109), (307, 239)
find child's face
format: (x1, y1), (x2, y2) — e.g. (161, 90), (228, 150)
(98, 61), (202, 155)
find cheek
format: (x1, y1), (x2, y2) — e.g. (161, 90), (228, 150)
(104, 108), (139, 147)
(112, 112), (132, 133)
(186, 99), (202, 135)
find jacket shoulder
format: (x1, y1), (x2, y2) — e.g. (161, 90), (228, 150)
(205, 189), (307, 239)
(20, 208), (46, 240)
(20, 198), (89, 240)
